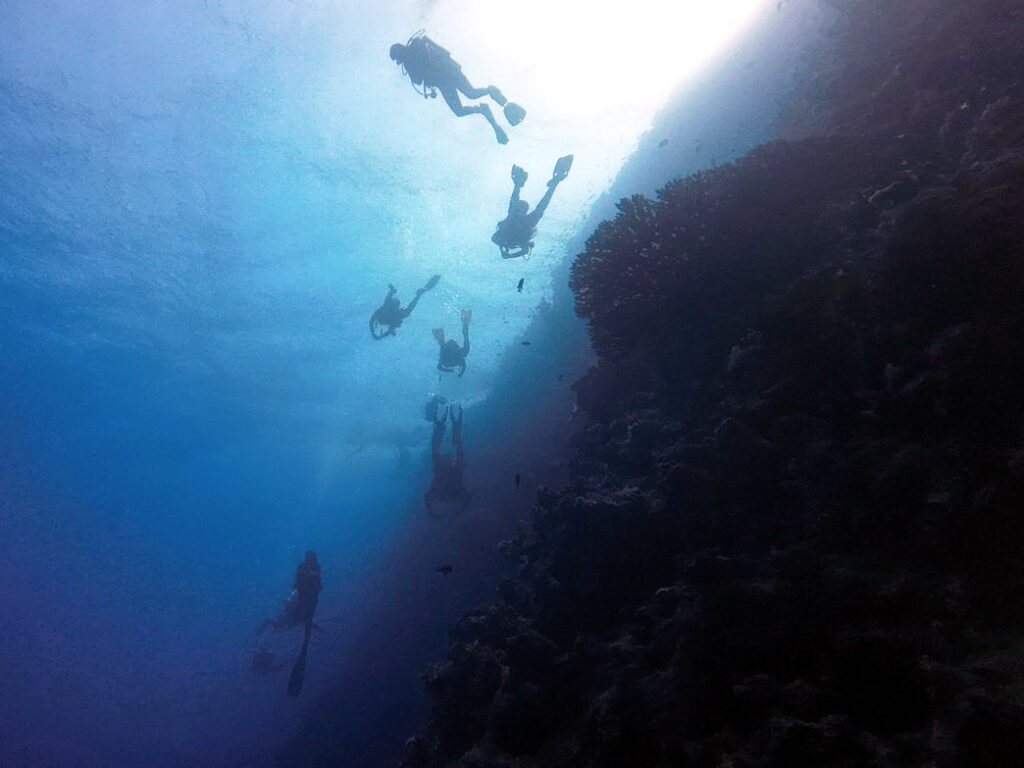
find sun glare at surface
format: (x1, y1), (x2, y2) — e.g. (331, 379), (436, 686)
(428, 0), (771, 122)
(392, 0), (774, 276)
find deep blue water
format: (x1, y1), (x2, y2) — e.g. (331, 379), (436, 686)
(0, 1), (828, 765)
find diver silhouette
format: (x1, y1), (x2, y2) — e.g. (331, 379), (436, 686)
(492, 155), (573, 259)
(424, 401), (471, 514)
(256, 550), (322, 697)
(370, 275), (440, 339)
(433, 309), (472, 377)
(389, 31), (526, 144)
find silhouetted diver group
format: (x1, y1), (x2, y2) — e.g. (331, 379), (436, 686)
(255, 28), (574, 697)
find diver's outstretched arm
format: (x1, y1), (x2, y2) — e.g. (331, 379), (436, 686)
(457, 321), (470, 377)
(507, 183), (523, 216)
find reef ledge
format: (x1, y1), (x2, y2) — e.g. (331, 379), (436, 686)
(401, 2), (1024, 766)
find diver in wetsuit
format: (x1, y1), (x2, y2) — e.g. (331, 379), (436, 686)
(389, 32), (525, 144)
(257, 550), (322, 635)
(433, 309), (472, 377)
(370, 275), (440, 339)
(492, 155), (573, 259)
(256, 550), (323, 697)
(424, 401), (471, 514)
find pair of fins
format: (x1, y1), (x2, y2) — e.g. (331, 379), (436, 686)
(510, 155), (573, 188)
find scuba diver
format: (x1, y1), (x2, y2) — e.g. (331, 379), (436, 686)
(424, 400), (471, 514)
(258, 550), (322, 634)
(492, 155), (573, 259)
(389, 31), (526, 145)
(370, 274), (441, 339)
(257, 550), (322, 696)
(433, 309), (472, 377)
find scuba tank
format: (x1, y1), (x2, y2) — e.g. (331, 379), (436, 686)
(404, 30), (457, 98)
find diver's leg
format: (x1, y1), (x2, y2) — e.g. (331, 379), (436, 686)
(452, 404), (465, 466)
(438, 84), (470, 116)
(401, 285), (429, 318)
(508, 182), (523, 216)
(439, 86), (508, 144)
(431, 413), (446, 470)
(452, 71), (507, 105)
(409, 282), (437, 318)
(531, 181), (559, 221)
(460, 316), (470, 358)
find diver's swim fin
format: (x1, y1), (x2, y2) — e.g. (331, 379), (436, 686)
(552, 154), (574, 181)
(424, 274), (441, 291)
(432, 327), (445, 343)
(287, 625), (311, 697)
(504, 102), (526, 126)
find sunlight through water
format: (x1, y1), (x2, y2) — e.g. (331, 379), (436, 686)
(431, 0), (770, 124)
(0, 0), (779, 765)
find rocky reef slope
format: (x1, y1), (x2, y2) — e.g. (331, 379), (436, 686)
(402, 1), (1024, 765)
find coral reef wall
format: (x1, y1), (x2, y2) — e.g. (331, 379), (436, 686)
(401, 1), (1024, 766)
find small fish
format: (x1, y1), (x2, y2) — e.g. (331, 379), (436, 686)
(436, 564), (453, 576)
(516, 278), (524, 292)
(658, 138), (669, 148)
(515, 473), (521, 487)
(521, 341), (531, 346)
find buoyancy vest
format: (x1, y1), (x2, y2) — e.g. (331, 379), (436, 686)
(405, 35), (460, 87)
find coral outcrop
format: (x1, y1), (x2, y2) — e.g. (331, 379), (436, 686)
(402, 1), (1024, 766)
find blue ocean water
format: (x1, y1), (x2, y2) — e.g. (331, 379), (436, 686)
(0, 1), (825, 764)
